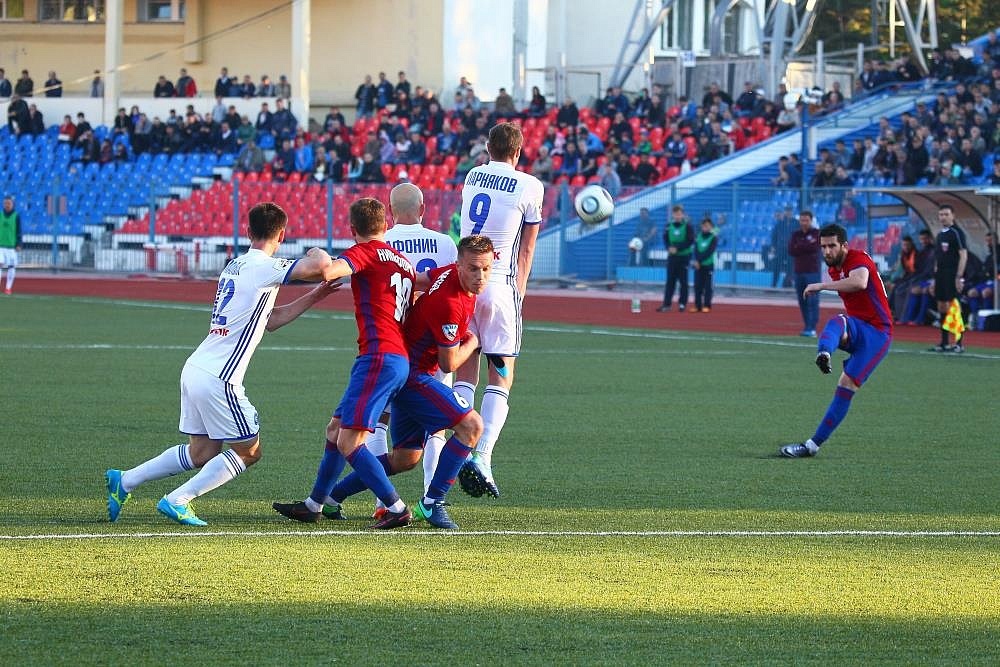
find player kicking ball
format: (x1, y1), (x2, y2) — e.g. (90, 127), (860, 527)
(275, 235), (493, 529)
(106, 203), (340, 525)
(780, 223), (893, 458)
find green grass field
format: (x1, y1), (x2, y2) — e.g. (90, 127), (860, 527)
(2, 294), (999, 665)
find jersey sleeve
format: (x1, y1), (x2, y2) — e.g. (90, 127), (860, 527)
(426, 293), (465, 348)
(255, 256), (299, 288)
(522, 177), (545, 224)
(337, 244), (368, 274)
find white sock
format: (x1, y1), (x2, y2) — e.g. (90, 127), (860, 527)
(422, 433), (446, 493)
(5, 267), (14, 290)
(387, 499), (405, 513)
(166, 449), (246, 505)
(453, 381), (477, 411)
(365, 422), (389, 457)
(805, 439), (820, 453)
(305, 497), (324, 513)
(121, 444), (195, 492)
(476, 385), (510, 464)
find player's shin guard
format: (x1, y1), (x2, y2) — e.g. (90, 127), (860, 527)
(423, 433), (445, 493)
(121, 444), (195, 492)
(476, 385), (510, 462)
(811, 386), (855, 446)
(364, 422), (389, 457)
(818, 316), (847, 355)
(346, 446), (400, 509)
(453, 381), (476, 410)
(166, 449), (245, 505)
(425, 436), (474, 503)
(308, 440), (347, 506)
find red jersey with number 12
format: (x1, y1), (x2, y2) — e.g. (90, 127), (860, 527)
(403, 265), (476, 374)
(339, 240), (415, 356)
(828, 248), (893, 335)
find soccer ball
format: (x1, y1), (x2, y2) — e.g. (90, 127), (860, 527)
(628, 237), (644, 251)
(574, 185), (615, 224)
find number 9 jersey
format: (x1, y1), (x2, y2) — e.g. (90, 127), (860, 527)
(186, 249), (299, 387)
(460, 161), (544, 285)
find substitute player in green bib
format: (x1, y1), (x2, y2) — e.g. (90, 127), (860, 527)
(693, 215), (717, 312)
(0, 196), (22, 295)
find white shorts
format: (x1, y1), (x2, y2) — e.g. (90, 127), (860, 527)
(178, 363), (259, 443)
(469, 281), (522, 356)
(0, 248), (17, 268)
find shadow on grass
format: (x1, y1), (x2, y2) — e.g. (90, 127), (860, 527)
(1, 602), (997, 665)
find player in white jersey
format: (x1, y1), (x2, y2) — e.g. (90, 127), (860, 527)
(105, 202), (340, 526)
(453, 122), (544, 498)
(357, 183), (458, 520)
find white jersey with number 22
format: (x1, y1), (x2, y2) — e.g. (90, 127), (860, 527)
(460, 160), (544, 285)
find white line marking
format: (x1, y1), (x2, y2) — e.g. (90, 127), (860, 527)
(2, 529), (999, 541)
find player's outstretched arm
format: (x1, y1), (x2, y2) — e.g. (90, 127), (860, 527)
(516, 224), (540, 296)
(266, 280), (342, 332)
(804, 267), (869, 296)
(286, 247), (336, 283)
(438, 331), (480, 373)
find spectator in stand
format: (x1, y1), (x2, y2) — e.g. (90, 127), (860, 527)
(735, 81), (760, 117)
(775, 103), (799, 133)
(13, 70), (33, 98)
(832, 166), (853, 188)
(527, 86), (547, 118)
(44, 71), (62, 97)
(531, 145), (554, 182)
(153, 75), (175, 98)
(375, 72), (393, 110)
(113, 142), (129, 163)
(556, 140), (582, 177)
(276, 75), (291, 99)
(293, 136), (315, 174)
(355, 74), (376, 118)
(578, 139), (599, 178)
(462, 88), (482, 113)
(273, 138), (295, 176)
(238, 75), (256, 99)
(393, 90), (412, 121)
(324, 106), (346, 133)
(436, 123), (460, 155)
(633, 128), (652, 156)
(99, 139), (113, 164)
(635, 153), (660, 185)
(359, 152), (385, 183)
(86, 70), (103, 98)
(772, 155), (801, 188)
(646, 94), (666, 126)
(598, 161), (622, 197)
(551, 98), (576, 130)
(902, 135), (929, 185)
(112, 107), (132, 138)
(252, 74), (272, 97)
(900, 229), (937, 324)
(6, 94), (28, 134)
(58, 115), (76, 143)
(631, 88), (652, 120)
(236, 139), (264, 173)
(990, 159), (1000, 185)
(214, 67), (232, 98)
(664, 131), (687, 168)
(395, 71), (411, 99)
(404, 130), (426, 165)
(161, 124), (182, 154)
(379, 131), (397, 165)
(216, 121), (237, 156)
(493, 87), (517, 120)
(954, 138), (984, 180)
(416, 100), (445, 137)
(254, 102), (273, 139)
(701, 82), (732, 109)
(78, 130), (99, 162)
(693, 134), (719, 167)
(176, 68), (197, 97)
(133, 113), (153, 153)
(0, 69), (10, 98)
(26, 104), (44, 136)
(208, 96), (226, 124)
(271, 98), (297, 141)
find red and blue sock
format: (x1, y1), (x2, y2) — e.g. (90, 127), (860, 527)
(308, 439), (346, 506)
(812, 386), (855, 445)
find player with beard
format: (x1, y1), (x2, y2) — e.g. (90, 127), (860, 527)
(780, 223), (893, 458)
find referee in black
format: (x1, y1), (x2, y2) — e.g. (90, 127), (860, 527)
(930, 203), (967, 352)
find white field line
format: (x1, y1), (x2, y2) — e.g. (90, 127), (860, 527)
(2, 529), (1000, 541)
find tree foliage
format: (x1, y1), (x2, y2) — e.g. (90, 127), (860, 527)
(802, 0), (1000, 56)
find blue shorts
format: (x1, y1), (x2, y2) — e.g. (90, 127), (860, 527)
(839, 316), (892, 387)
(334, 353), (409, 432)
(389, 371), (472, 450)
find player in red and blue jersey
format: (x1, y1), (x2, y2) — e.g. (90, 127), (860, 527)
(273, 197), (418, 528)
(320, 236), (495, 529)
(781, 223), (893, 458)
